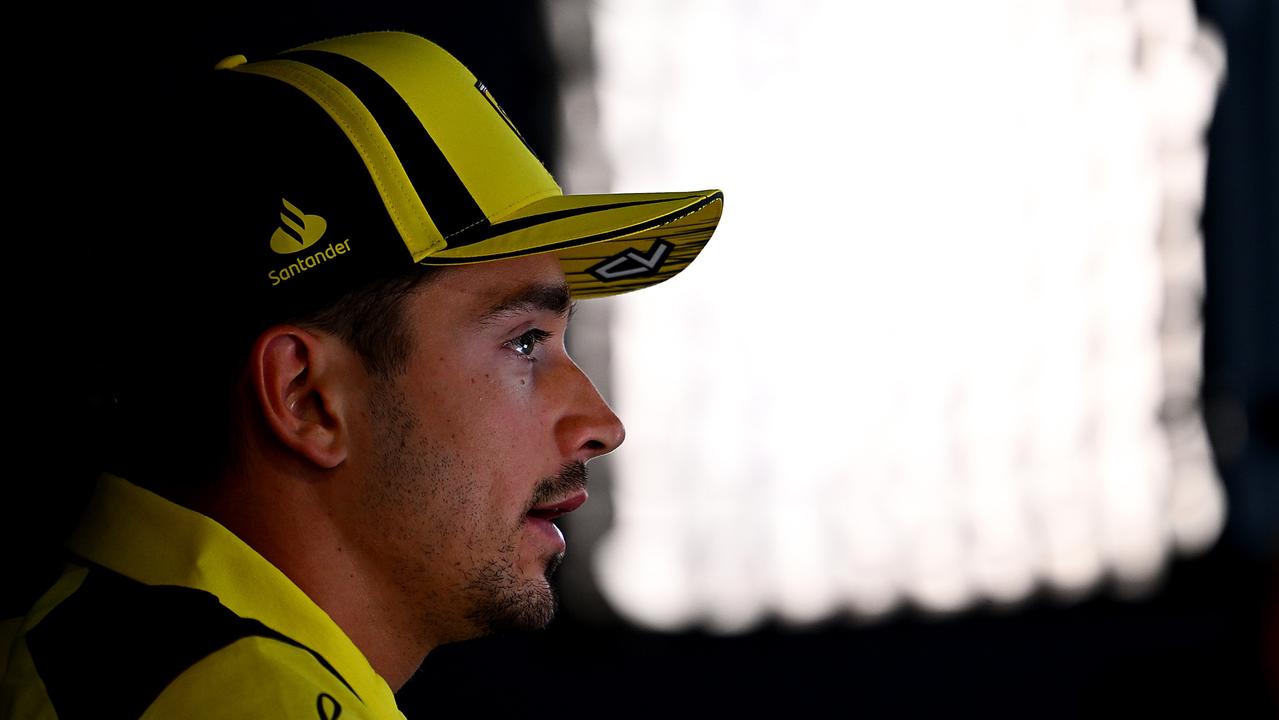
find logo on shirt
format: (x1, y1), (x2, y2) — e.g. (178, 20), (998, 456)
(316, 693), (342, 719)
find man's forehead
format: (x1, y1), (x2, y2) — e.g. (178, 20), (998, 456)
(421, 253), (572, 322)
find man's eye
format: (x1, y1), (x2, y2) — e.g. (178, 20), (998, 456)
(506, 328), (552, 360)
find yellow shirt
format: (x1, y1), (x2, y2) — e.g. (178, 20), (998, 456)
(0, 474), (405, 719)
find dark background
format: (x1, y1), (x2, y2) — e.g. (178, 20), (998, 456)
(6, 2), (1275, 717)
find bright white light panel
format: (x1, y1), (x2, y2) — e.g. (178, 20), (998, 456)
(581, 0), (1225, 632)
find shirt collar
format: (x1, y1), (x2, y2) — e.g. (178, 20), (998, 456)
(66, 473), (402, 718)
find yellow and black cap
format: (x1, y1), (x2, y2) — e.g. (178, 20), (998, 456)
(195, 31), (721, 318)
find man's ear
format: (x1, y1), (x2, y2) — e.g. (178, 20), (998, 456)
(248, 325), (361, 469)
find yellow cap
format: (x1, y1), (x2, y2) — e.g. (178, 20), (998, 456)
(220, 31), (721, 299)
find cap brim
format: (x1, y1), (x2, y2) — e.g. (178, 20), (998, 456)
(417, 189), (723, 298)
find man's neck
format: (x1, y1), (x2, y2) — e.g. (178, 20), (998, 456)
(190, 468), (435, 691)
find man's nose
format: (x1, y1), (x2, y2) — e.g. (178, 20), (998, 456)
(557, 361), (626, 463)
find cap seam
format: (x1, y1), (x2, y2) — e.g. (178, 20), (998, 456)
(447, 187), (562, 240)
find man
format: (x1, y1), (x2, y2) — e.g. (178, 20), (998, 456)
(0, 31), (721, 718)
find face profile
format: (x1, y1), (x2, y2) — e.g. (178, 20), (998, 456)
(341, 253), (625, 646)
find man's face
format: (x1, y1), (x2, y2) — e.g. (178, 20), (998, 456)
(345, 253), (624, 643)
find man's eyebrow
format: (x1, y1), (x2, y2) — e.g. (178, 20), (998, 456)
(477, 281), (574, 325)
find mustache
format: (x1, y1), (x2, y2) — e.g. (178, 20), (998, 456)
(528, 461), (588, 510)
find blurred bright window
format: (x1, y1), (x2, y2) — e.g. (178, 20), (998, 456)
(563, 0), (1225, 631)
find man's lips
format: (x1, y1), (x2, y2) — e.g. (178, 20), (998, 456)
(527, 491), (588, 521)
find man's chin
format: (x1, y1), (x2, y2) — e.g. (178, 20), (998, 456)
(463, 563), (560, 635)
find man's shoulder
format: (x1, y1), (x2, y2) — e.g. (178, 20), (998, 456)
(143, 635), (362, 719)
(11, 565), (367, 719)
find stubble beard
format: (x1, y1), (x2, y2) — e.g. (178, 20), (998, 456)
(368, 375), (586, 640)
(460, 550), (559, 634)
(463, 461), (586, 634)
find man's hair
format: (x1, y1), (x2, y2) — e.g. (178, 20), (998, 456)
(105, 261), (441, 499)
(293, 264), (442, 378)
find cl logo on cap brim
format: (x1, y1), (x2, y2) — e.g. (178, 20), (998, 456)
(587, 239), (674, 282)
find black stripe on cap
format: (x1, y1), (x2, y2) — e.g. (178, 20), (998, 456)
(447, 194), (701, 248)
(420, 192), (723, 264)
(282, 49), (489, 241)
